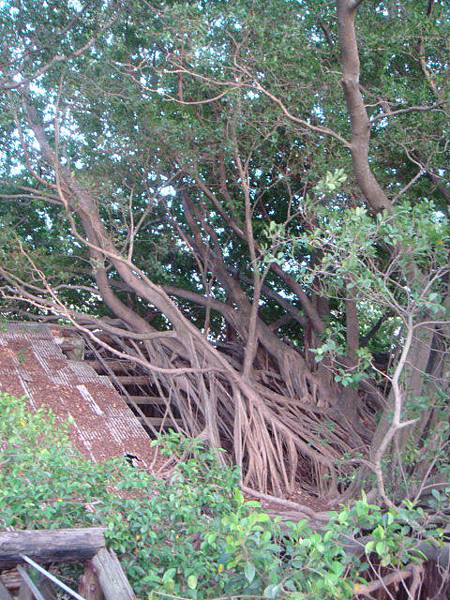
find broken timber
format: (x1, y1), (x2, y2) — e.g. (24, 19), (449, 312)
(0, 528), (135, 600)
(0, 528), (105, 570)
(0, 323), (155, 465)
(91, 548), (135, 600)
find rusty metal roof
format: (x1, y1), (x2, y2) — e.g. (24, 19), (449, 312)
(0, 323), (154, 466)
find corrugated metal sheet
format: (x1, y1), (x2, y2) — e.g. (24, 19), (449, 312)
(0, 323), (154, 466)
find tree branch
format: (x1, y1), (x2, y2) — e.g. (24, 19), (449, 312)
(336, 0), (391, 213)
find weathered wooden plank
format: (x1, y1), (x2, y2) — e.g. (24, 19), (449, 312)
(92, 549), (135, 600)
(85, 360), (134, 374)
(0, 528), (105, 569)
(126, 395), (167, 405)
(38, 577), (58, 600)
(138, 416), (183, 427)
(79, 563), (104, 600)
(113, 376), (150, 385)
(0, 569), (21, 592)
(0, 579), (13, 600)
(17, 582), (33, 600)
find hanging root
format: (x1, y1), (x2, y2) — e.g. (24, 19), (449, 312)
(81, 328), (368, 498)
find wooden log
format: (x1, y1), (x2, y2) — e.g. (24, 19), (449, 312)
(92, 549), (135, 600)
(0, 528), (105, 569)
(79, 563), (104, 600)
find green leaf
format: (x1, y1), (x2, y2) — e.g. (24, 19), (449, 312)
(233, 488), (244, 504)
(264, 584), (281, 598)
(187, 575), (198, 590)
(244, 561), (256, 583)
(375, 541), (387, 556)
(162, 568), (176, 583)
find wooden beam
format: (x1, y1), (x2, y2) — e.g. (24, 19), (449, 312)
(0, 528), (105, 569)
(0, 570), (20, 593)
(16, 580), (33, 600)
(85, 360), (136, 374)
(0, 579), (13, 600)
(126, 396), (168, 405)
(38, 578), (58, 600)
(138, 417), (183, 427)
(92, 549), (135, 600)
(114, 376), (150, 386)
(79, 564), (104, 600)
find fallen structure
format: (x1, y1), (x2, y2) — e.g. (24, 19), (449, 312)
(0, 322), (153, 466)
(0, 527), (135, 599)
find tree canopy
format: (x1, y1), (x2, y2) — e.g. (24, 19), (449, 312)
(0, 0), (448, 504)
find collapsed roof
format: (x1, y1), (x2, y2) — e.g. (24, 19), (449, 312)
(0, 322), (154, 466)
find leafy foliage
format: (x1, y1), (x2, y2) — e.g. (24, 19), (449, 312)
(1, 393), (445, 599)
(0, 0), (448, 520)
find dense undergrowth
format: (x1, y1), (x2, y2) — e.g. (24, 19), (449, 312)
(0, 393), (446, 599)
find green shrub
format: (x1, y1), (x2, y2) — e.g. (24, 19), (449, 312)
(0, 394), (443, 599)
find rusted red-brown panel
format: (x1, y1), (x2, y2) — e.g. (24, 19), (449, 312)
(0, 323), (154, 467)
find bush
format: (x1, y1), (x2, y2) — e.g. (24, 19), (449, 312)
(0, 394), (443, 599)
